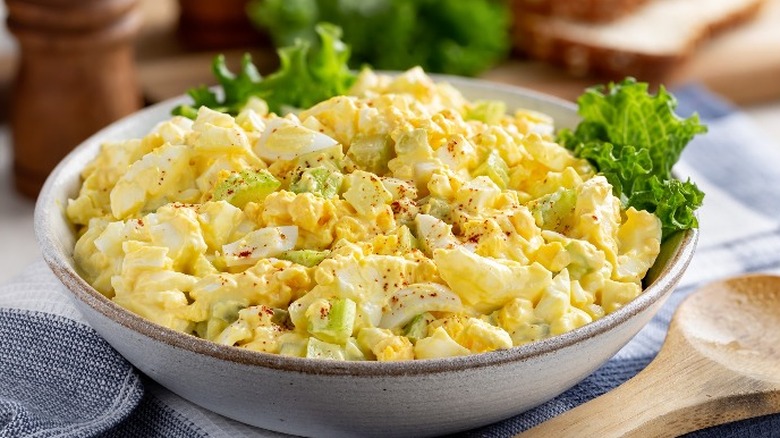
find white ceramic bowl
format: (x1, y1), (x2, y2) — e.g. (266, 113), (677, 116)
(35, 77), (698, 438)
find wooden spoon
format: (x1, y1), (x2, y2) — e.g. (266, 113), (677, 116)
(520, 274), (780, 438)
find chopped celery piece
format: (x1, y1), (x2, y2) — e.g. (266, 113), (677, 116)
(290, 166), (343, 198)
(306, 337), (346, 360)
(295, 145), (345, 172)
(194, 321), (208, 340)
(212, 169), (281, 208)
(403, 312), (435, 343)
(270, 308), (291, 327)
(198, 300), (245, 340)
(395, 225), (417, 254)
(421, 197), (451, 222)
(344, 337), (366, 361)
(279, 249), (329, 267)
(279, 342), (306, 357)
(473, 150), (509, 189)
(347, 134), (393, 175)
(395, 128), (429, 155)
(278, 333), (308, 357)
(528, 187), (577, 233)
(467, 100), (506, 124)
(306, 297), (357, 344)
(212, 300), (244, 321)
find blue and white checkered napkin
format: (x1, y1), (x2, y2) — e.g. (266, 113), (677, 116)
(2, 85), (780, 438)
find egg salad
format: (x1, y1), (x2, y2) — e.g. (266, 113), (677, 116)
(67, 67), (661, 361)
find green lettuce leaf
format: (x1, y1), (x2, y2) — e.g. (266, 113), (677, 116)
(172, 23), (356, 117)
(258, 22), (355, 113)
(247, 0), (510, 77)
(558, 78), (708, 240)
(630, 176), (705, 239)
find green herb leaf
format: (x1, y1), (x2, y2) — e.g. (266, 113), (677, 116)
(215, 52), (262, 107)
(559, 78), (708, 239)
(172, 23), (357, 118)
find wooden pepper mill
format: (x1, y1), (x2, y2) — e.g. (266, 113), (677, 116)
(6, 0), (143, 198)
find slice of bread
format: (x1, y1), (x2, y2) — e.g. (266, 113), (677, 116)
(512, 0), (768, 78)
(514, 0), (653, 22)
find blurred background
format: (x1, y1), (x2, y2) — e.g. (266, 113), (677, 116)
(1, 0), (779, 283)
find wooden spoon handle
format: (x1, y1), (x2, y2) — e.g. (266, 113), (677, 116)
(519, 344), (780, 437)
(521, 275), (780, 437)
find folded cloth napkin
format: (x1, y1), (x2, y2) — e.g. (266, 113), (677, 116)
(2, 85), (780, 438)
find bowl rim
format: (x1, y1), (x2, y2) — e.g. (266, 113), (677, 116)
(34, 76), (699, 377)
